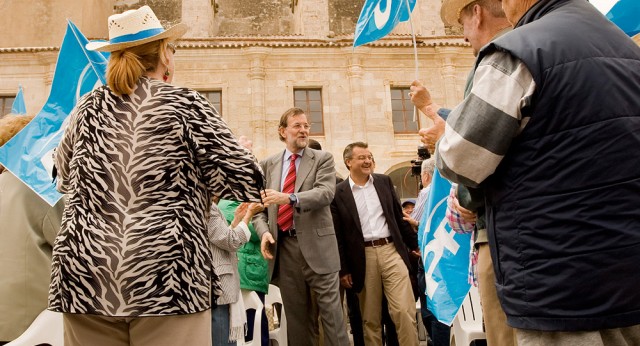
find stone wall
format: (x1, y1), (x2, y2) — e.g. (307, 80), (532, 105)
(0, 0), (112, 47)
(0, 0), (473, 193)
(173, 42), (473, 178)
(328, 0), (364, 36)
(212, 0), (294, 36)
(114, 0), (182, 28)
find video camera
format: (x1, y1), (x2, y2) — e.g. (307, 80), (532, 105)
(410, 145), (431, 177)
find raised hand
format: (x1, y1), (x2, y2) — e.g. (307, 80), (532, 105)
(410, 80), (446, 154)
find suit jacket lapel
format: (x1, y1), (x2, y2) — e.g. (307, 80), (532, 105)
(338, 180), (365, 234)
(268, 153), (284, 226)
(270, 153), (284, 191)
(295, 149), (314, 192)
(372, 174), (393, 224)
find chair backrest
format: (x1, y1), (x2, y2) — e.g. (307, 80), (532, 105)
(6, 309), (63, 346)
(241, 289), (264, 346)
(265, 284), (287, 346)
(452, 286), (485, 346)
(459, 286), (483, 325)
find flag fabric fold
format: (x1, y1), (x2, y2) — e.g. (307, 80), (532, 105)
(10, 85), (27, 115)
(354, 0), (417, 47)
(590, 0), (640, 37)
(606, 0), (640, 37)
(418, 169), (472, 325)
(0, 21), (108, 206)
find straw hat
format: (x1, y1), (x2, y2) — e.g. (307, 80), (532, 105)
(86, 6), (188, 52)
(440, 0), (477, 27)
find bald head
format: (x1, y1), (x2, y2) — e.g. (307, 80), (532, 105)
(501, 0), (540, 25)
(458, 0), (511, 55)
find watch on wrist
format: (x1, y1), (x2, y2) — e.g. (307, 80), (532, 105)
(289, 193), (296, 206)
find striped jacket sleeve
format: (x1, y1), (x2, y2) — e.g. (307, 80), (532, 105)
(435, 50), (536, 187)
(208, 204), (250, 252)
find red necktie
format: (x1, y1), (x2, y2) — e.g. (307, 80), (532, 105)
(277, 154), (298, 232)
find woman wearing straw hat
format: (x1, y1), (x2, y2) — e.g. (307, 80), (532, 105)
(49, 6), (263, 346)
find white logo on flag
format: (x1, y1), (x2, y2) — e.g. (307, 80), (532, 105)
(374, 0), (391, 29)
(423, 196), (461, 299)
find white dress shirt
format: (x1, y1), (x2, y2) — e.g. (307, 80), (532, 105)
(348, 174), (391, 241)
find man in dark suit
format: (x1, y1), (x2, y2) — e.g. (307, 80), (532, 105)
(331, 141), (420, 346)
(254, 107), (349, 346)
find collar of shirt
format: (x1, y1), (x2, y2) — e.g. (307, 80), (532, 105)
(283, 148), (304, 162)
(280, 149), (305, 191)
(348, 174), (374, 190)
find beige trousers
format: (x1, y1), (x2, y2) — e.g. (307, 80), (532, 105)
(63, 310), (212, 346)
(359, 243), (418, 346)
(516, 324), (640, 346)
(477, 243), (517, 346)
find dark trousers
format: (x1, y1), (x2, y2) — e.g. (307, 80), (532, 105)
(418, 259), (450, 346)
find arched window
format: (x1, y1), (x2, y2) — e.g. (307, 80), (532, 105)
(385, 162), (420, 200)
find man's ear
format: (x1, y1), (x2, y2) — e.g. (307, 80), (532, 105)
(474, 3), (484, 26)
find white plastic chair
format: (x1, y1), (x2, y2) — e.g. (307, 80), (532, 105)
(6, 309), (64, 346)
(265, 284), (287, 346)
(241, 289), (264, 346)
(452, 286), (486, 346)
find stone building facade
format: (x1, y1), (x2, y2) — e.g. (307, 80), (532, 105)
(0, 0), (474, 199)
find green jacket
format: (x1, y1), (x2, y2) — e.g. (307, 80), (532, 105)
(218, 199), (269, 293)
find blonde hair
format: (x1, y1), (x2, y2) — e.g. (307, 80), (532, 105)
(0, 114), (35, 173)
(106, 39), (171, 95)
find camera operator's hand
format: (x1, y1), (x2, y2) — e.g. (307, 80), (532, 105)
(410, 80), (446, 154)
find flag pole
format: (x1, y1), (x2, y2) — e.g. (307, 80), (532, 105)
(405, 0), (420, 122)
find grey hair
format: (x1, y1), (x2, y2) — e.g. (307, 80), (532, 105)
(421, 157), (435, 176)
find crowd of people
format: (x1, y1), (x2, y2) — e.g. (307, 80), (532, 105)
(1, 0), (639, 346)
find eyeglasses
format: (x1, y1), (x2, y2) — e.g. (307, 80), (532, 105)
(167, 43), (176, 54)
(288, 124), (311, 131)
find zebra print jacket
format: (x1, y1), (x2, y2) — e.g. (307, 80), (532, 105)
(49, 76), (263, 317)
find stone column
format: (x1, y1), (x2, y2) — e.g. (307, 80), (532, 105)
(344, 47), (369, 142)
(244, 47), (271, 159)
(436, 46), (461, 108)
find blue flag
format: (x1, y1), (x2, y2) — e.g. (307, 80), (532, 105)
(11, 85), (27, 114)
(0, 21), (108, 206)
(418, 169), (472, 325)
(354, 0), (417, 47)
(591, 0), (640, 37)
(606, 0), (640, 37)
